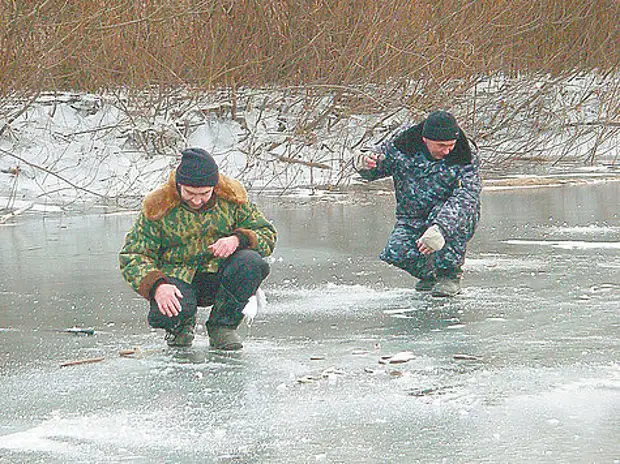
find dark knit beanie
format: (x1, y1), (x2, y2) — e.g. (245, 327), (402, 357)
(176, 148), (219, 187)
(422, 110), (460, 141)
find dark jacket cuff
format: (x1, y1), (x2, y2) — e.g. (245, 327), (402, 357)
(232, 228), (257, 249)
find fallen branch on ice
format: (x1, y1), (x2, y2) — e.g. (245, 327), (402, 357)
(0, 202), (33, 224)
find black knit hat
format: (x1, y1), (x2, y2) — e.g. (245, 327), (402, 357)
(422, 110), (460, 141)
(176, 148), (219, 187)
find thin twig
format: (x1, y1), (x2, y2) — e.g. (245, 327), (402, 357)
(0, 148), (108, 199)
(60, 357), (105, 367)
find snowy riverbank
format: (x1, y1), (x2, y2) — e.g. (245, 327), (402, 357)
(1, 74), (618, 213)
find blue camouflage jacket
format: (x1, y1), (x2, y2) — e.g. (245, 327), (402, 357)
(358, 122), (481, 241)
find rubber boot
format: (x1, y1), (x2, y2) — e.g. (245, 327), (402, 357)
(431, 277), (462, 297)
(208, 326), (243, 351)
(415, 278), (437, 292)
(165, 315), (196, 348)
(207, 286), (245, 350)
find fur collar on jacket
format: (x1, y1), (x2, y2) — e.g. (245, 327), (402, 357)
(143, 171), (248, 221)
(393, 122), (473, 166)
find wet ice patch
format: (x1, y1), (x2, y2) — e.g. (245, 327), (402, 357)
(497, 366), (619, 437)
(504, 239), (620, 250)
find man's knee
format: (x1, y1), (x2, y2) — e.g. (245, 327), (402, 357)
(380, 245), (428, 277)
(221, 250), (270, 281)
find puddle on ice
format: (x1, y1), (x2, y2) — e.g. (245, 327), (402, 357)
(0, 182), (618, 462)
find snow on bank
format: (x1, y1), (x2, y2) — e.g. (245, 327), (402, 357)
(1, 74), (618, 212)
(482, 172), (620, 191)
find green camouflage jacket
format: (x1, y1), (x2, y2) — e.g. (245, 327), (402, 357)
(119, 172), (277, 299)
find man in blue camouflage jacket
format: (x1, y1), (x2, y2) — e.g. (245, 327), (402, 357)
(354, 110), (481, 297)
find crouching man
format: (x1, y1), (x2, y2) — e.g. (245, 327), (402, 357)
(120, 148), (277, 349)
(354, 110), (481, 297)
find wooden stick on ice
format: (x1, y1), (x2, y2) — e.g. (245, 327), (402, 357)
(59, 356), (105, 367)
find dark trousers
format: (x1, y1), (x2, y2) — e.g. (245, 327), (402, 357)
(148, 250), (270, 331)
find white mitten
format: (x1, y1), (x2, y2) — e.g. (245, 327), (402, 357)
(256, 287), (266, 313)
(242, 287), (266, 324)
(418, 225), (445, 251)
(352, 151), (373, 171)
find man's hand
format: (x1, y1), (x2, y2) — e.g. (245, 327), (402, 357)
(416, 225), (445, 256)
(353, 151), (383, 170)
(154, 283), (183, 317)
(208, 235), (240, 258)
(416, 241), (435, 256)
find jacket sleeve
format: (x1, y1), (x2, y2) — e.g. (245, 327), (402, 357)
(233, 202), (277, 257)
(432, 156), (482, 241)
(119, 212), (167, 299)
(355, 134), (401, 182)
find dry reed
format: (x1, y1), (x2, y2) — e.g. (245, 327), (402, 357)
(1, 0), (617, 92)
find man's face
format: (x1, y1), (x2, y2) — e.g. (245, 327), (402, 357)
(180, 184), (215, 210)
(422, 137), (457, 160)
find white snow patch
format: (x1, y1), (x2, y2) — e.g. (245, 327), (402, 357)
(0, 197), (63, 213)
(547, 225), (620, 235)
(484, 184), (565, 192)
(103, 209), (140, 216)
(598, 262), (620, 269)
(266, 283), (411, 314)
(0, 428), (72, 454)
(465, 255), (547, 271)
(0, 410), (213, 455)
(504, 239), (620, 250)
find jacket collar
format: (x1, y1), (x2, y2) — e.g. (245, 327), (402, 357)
(143, 171), (248, 221)
(393, 122), (473, 166)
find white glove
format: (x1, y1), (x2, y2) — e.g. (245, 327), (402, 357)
(418, 225), (445, 252)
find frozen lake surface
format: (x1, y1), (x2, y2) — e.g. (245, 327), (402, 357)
(0, 181), (619, 463)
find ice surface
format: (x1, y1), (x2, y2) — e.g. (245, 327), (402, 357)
(0, 180), (618, 463)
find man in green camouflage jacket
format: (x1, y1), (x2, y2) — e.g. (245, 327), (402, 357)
(120, 148), (277, 350)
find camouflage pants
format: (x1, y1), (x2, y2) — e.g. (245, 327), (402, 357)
(379, 219), (468, 280)
(148, 250), (270, 331)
